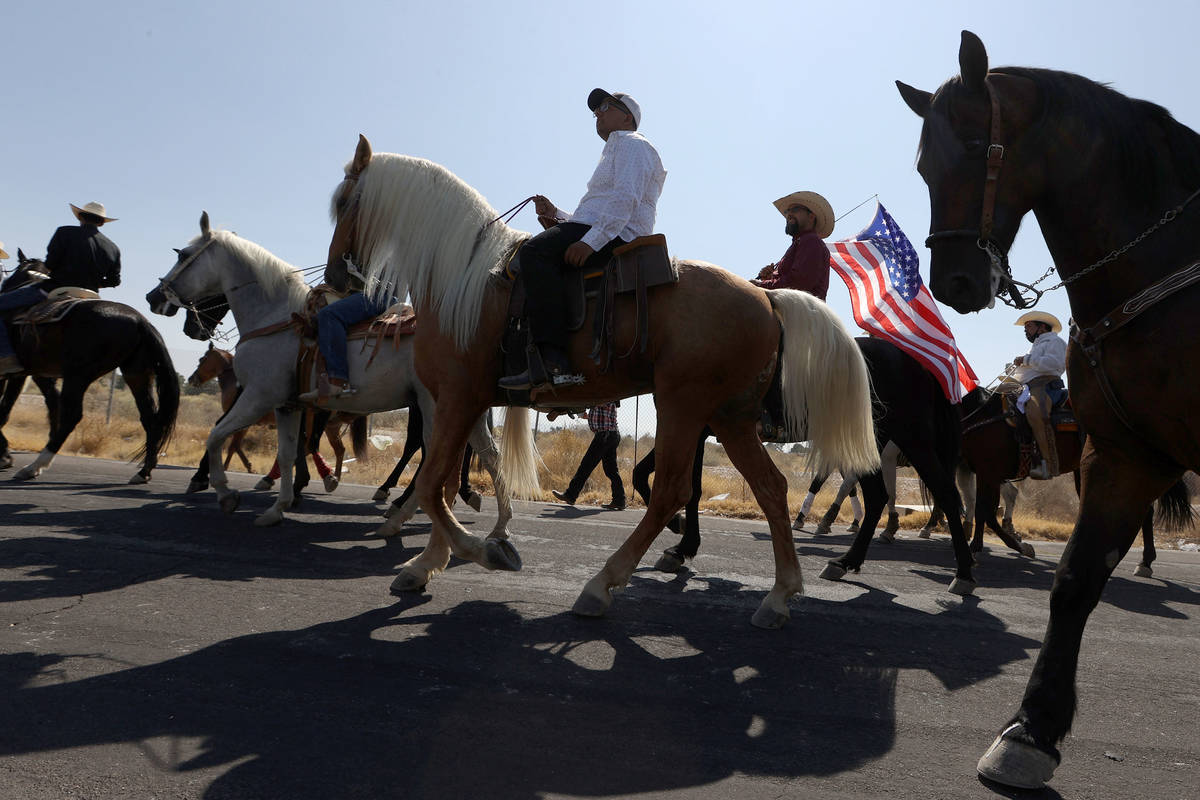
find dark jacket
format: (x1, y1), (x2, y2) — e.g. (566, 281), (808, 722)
(43, 224), (121, 291)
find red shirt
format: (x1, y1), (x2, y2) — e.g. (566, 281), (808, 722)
(754, 231), (831, 299)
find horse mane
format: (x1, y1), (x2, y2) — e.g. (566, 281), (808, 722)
(193, 230), (312, 313)
(335, 153), (530, 350)
(924, 67), (1200, 207)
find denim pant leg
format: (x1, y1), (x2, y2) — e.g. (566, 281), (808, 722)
(318, 293), (390, 381)
(0, 285), (48, 358)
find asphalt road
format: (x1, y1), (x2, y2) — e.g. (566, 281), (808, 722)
(1, 454), (1197, 800)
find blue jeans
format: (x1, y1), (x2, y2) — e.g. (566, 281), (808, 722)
(317, 292), (391, 381)
(0, 284), (48, 358)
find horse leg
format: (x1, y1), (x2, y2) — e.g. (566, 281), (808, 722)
(255, 408), (302, 526)
(1134, 509), (1155, 577)
(656, 430), (706, 572)
(0, 376), (26, 469)
(14, 376), (89, 480)
(458, 445), (483, 511)
(374, 404), (423, 502)
(323, 422), (343, 492)
(574, 415), (708, 620)
(881, 441), (901, 539)
(1001, 481), (1019, 538)
(794, 472), (828, 531)
(978, 452), (1173, 788)
(820, 470), (887, 579)
(456, 426), (502, 535)
(206, 393), (282, 514)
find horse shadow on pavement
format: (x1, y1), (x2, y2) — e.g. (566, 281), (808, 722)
(0, 574), (1043, 799)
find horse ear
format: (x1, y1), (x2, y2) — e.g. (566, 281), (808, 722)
(958, 30), (989, 93)
(17, 248), (26, 261)
(200, 210), (211, 237)
(896, 81), (931, 118)
(207, 342), (214, 351)
(351, 134), (372, 176)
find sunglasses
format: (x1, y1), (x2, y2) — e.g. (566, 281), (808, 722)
(594, 100), (629, 117)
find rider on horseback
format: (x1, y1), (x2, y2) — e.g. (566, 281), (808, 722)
(0, 202), (121, 376)
(497, 88), (667, 391)
(1010, 310), (1067, 479)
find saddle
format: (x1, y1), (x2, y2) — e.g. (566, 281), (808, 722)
(999, 394), (1081, 479)
(502, 234), (678, 406)
(12, 287), (101, 326)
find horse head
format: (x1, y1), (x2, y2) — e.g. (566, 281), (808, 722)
(324, 134), (374, 293)
(186, 342), (232, 387)
(182, 294), (231, 341)
(2, 250), (50, 293)
(896, 30), (1041, 314)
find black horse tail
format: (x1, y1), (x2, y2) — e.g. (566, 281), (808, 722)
(1154, 478), (1194, 531)
(131, 317), (180, 465)
(350, 415), (369, 463)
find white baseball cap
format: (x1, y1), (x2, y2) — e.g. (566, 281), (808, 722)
(587, 88), (642, 129)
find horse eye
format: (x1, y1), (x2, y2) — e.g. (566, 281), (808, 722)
(964, 139), (987, 157)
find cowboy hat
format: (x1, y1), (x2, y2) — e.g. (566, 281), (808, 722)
(70, 201), (117, 223)
(0, 241), (8, 260)
(773, 191), (835, 238)
(1015, 310), (1062, 333)
(586, 88), (642, 129)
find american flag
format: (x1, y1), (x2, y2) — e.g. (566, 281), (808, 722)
(829, 203), (978, 402)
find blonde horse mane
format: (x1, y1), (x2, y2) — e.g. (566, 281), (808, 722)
(335, 154), (529, 350)
(194, 230), (312, 313)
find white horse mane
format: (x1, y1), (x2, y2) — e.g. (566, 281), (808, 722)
(339, 153), (529, 350)
(193, 229), (312, 313)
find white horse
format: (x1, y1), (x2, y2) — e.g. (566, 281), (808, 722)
(147, 211), (513, 535)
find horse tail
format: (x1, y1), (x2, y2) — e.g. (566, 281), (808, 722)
(769, 289), (879, 478)
(1154, 478), (1194, 531)
(350, 415), (370, 463)
(131, 317), (180, 464)
(498, 406), (540, 498)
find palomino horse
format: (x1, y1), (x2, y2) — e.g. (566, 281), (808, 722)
(146, 212), (512, 536)
(0, 253), (178, 483)
(324, 137), (879, 628)
(186, 343), (367, 491)
(898, 30), (1200, 787)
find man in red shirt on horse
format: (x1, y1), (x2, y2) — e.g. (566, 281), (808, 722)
(751, 190), (834, 299)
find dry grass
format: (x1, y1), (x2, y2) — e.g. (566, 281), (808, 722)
(7, 380), (1198, 548)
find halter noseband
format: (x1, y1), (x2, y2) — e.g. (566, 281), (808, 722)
(924, 75), (1040, 309)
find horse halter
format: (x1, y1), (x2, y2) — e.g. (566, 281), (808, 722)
(924, 75), (1041, 310)
(156, 235), (219, 311)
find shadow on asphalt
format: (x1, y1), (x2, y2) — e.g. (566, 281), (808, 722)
(1, 577), (1044, 799)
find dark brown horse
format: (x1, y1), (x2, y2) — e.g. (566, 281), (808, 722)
(898, 30), (1200, 788)
(324, 136), (879, 628)
(0, 254), (178, 483)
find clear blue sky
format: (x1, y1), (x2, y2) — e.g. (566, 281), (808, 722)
(5, 1), (1198, 397)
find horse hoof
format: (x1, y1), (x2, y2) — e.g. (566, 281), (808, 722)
(977, 729), (1059, 789)
(1133, 564), (1153, 578)
(750, 603), (789, 630)
(819, 562), (847, 581)
(572, 586), (612, 618)
(0, 453), (11, 470)
(814, 522), (832, 536)
(383, 502), (402, 519)
(13, 466), (39, 481)
(948, 577), (977, 596)
(389, 569), (427, 595)
(878, 528), (895, 544)
(323, 475), (339, 493)
(372, 488), (389, 502)
(654, 549), (687, 574)
(1020, 542), (1036, 558)
(917, 528), (932, 539)
(253, 477), (274, 491)
(482, 539), (522, 572)
(219, 491), (241, 514)
(370, 518), (403, 538)
(186, 479), (209, 494)
(254, 507), (284, 527)
(128, 472), (150, 485)
(466, 491), (483, 512)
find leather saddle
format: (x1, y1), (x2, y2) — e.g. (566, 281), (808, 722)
(13, 287), (101, 326)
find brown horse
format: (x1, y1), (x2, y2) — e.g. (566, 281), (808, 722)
(186, 343), (363, 489)
(898, 30), (1200, 787)
(324, 136), (879, 628)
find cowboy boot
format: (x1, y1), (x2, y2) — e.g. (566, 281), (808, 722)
(1029, 420), (1060, 479)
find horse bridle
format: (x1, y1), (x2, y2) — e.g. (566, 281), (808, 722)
(923, 75), (1040, 309)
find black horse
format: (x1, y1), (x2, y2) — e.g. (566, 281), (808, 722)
(637, 337), (980, 593)
(898, 31), (1200, 787)
(0, 253), (178, 483)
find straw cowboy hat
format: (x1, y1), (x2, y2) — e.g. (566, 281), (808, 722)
(773, 191), (835, 238)
(0, 241), (8, 260)
(1015, 310), (1062, 333)
(70, 201), (118, 223)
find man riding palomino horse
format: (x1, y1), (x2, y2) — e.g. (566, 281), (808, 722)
(1007, 310), (1067, 480)
(498, 88), (667, 391)
(0, 202), (122, 375)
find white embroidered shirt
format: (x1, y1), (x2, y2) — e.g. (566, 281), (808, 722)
(565, 130), (666, 252)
